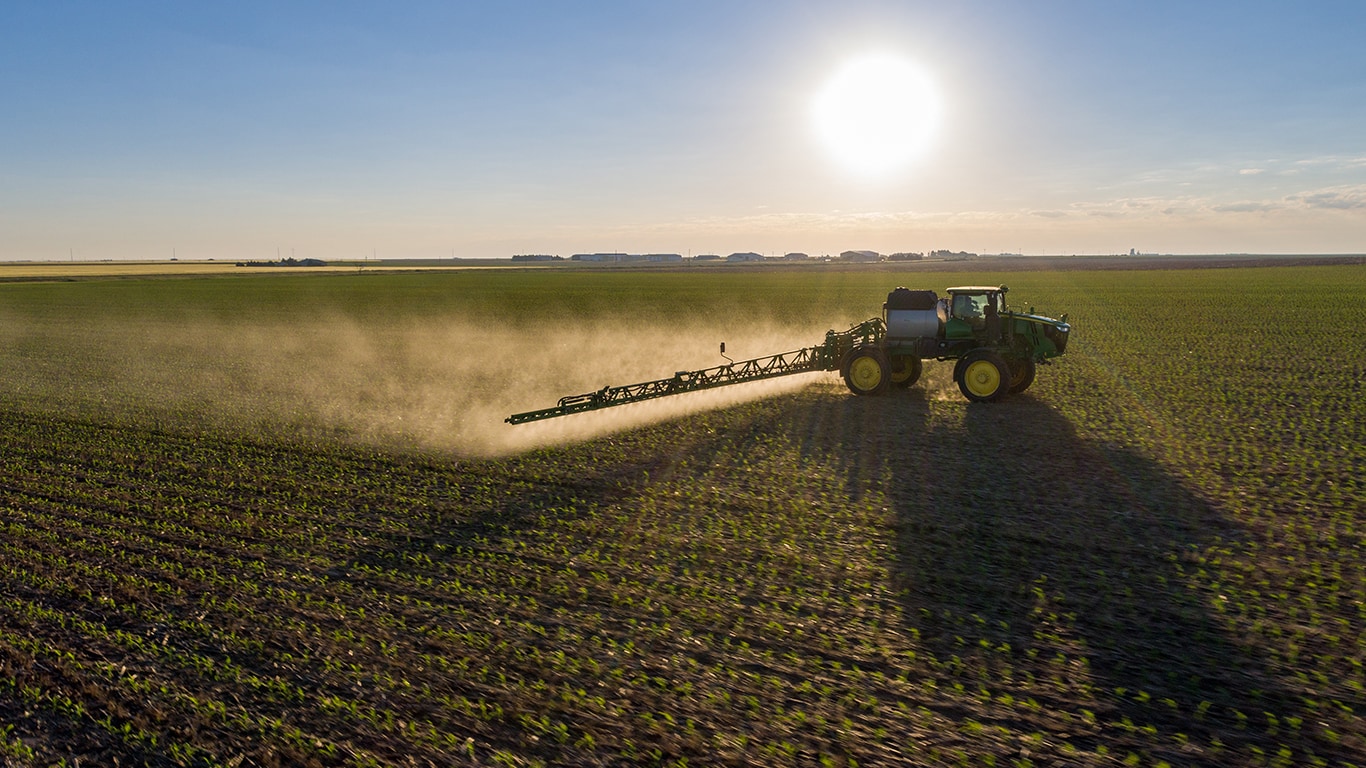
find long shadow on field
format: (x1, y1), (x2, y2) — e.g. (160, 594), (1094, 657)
(786, 391), (1326, 764)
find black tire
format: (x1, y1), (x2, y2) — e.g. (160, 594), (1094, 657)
(890, 356), (923, 389)
(841, 346), (890, 396)
(1008, 357), (1036, 393)
(954, 350), (1010, 402)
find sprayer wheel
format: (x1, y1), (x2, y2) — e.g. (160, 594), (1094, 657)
(954, 350), (1010, 402)
(890, 356), (923, 388)
(842, 347), (890, 396)
(1008, 357), (1037, 393)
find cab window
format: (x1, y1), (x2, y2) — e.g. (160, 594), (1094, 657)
(952, 295), (981, 319)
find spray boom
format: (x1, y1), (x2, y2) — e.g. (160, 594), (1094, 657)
(505, 319), (883, 424)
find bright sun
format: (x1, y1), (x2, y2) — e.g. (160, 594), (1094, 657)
(811, 53), (941, 179)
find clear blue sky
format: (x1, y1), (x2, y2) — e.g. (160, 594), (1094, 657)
(3, 0), (1363, 260)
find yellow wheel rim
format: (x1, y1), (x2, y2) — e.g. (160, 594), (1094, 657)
(890, 361), (912, 383)
(964, 360), (1001, 397)
(849, 356), (883, 391)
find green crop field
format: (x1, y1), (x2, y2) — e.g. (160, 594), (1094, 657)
(0, 262), (1362, 767)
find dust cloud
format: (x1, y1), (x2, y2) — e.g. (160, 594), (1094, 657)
(0, 313), (859, 457)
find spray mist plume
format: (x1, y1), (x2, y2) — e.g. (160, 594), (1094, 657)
(0, 311), (876, 457)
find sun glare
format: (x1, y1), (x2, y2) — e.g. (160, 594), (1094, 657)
(812, 53), (941, 179)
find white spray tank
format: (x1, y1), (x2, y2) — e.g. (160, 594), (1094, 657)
(883, 287), (941, 339)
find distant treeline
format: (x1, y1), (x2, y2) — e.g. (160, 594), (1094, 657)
(236, 258), (328, 267)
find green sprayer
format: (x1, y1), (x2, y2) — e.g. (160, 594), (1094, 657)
(506, 285), (1070, 424)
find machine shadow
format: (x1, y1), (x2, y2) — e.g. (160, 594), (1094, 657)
(327, 384), (1345, 761)
(782, 389), (1315, 758)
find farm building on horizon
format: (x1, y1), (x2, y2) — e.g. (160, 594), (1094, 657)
(726, 252), (765, 262)
(569, 252), (682, 263)
(235, 257), (327, 267)
(840, 250), (881, 262)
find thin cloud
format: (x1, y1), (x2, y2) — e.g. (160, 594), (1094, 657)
(565, 183), (1366, 246)
(1292, 155), (1366, 171)
(1291, 186), (1366, 210)
(1213, 201), (1278, 213)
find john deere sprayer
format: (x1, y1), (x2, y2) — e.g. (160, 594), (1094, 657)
(506, 285), (1070, 424)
